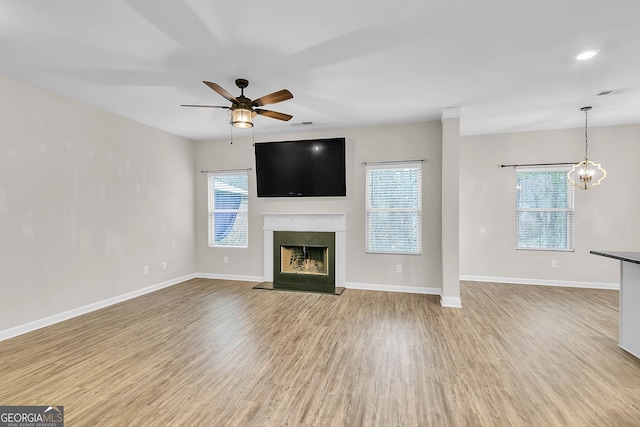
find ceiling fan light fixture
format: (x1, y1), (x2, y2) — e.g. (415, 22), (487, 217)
(231, 108), (254, 128)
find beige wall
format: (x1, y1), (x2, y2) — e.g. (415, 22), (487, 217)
(459, 124), (640, 286)
(195, 122), (444, 292)
(0, 75), (196, 332)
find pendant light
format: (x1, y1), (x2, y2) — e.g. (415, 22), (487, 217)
(567, 106), (606, 190)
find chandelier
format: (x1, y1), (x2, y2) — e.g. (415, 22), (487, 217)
(567, 106), (606, 190)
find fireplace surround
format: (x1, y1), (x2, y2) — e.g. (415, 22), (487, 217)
(262, 213), (347, 292)
(273, 231), (335, 292)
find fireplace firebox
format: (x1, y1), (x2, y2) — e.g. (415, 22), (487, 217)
(273, 231), (335, 293)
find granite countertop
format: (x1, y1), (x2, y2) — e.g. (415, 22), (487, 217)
(590, 251), (640, 265)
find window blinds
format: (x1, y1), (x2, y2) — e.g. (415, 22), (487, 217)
(365, 162), (422, 254)
(515, 165), (574, 251)
(208, 171), (249, 247)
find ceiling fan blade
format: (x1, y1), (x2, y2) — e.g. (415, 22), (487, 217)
(255, 109), (293, 121)
(203, 81), (237, 102)
(181, 104), (229, 108)
(252, 89), (293, 107)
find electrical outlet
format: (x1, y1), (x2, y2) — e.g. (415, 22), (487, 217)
(396, 264), (402, 273)
(551, 260), (558, 268)
(162, 262), (167, 270)
(143, 265), (149, 275)
(224, 256), (229, 264)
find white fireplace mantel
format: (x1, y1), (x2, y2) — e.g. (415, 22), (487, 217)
(263, 213), (346, 285)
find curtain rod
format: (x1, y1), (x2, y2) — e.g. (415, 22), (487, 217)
(500, 162), (577, 168)
(200, 167), (252, 174)
(361, 159), (427, 166)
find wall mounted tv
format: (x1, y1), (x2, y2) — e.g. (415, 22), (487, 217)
(254, 137), (346, 197)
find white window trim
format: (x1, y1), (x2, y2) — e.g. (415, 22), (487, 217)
(365, 161), (422, 255)
(515, 165), (575, 252)
(208, 171), (249, 248)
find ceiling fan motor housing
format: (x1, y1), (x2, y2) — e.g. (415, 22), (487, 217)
(230, 96), (257, 116)
(232, 79), (254, 114)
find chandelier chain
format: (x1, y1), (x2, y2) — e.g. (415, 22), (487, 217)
(584, 108), (589, 161)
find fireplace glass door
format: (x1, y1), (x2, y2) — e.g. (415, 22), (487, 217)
(281, 245), (328, 276)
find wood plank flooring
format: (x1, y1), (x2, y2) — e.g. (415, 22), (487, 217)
(1, 279), (639, 426)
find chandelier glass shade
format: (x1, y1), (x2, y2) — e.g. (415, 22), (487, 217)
(567, 106), (606, 190)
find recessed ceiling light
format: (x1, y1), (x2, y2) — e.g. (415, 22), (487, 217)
(576, 49), (600, 61)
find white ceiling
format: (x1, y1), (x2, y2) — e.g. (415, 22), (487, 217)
(1, 0), (638, 141)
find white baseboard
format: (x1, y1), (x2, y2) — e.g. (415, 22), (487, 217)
(196, 274), (444, 296)
(460, 275), (619, 290)
(195, 272), (264, 282)
(194, 273), (445, 296)
(345, 282), (441, 295)
(0, 273), (196, 343)
(440, 296), (463, 308)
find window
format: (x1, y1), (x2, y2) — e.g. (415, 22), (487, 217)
(366, 162), (422, 254)
(516, 166), (574, 251)
(208, 171), (248, 247)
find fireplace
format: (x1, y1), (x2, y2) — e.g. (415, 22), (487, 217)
(273, 231), (335, 293)
(262, 213), (347, 290)
(281, 246), (328, 275)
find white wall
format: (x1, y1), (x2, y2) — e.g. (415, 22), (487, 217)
(459, 124), (640, 287)
(0, 75), (196, 333)
(195, 122), (444, 293)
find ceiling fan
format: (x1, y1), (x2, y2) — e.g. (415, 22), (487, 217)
(181, 79), (293, 128)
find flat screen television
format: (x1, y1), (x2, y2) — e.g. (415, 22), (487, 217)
(254, 137), (346, 197)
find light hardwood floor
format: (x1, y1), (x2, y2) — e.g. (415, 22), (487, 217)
(1, 279), (639, 426)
